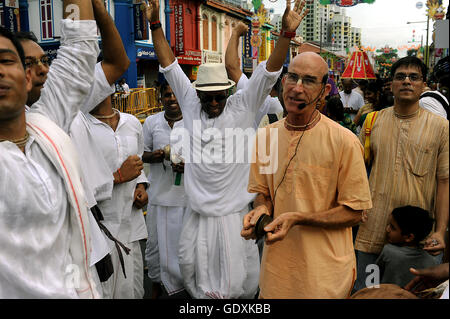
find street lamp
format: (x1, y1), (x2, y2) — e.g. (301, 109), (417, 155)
(407, 20), (429, 68)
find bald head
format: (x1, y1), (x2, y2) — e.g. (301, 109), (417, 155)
(341, 78), (354, 94)
(290, 52), (329, 77)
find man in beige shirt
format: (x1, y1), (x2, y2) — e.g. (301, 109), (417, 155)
(241, 52), (372, 298)
(354, 56), (449, 292)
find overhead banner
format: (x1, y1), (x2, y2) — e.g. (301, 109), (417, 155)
(319, 0), (376, 6)
(174, 3), (184, 56)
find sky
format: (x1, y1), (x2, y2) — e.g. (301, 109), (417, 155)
(264, 0), (449, 56)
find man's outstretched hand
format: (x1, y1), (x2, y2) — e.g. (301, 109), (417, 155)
(282, 0), (309, 33)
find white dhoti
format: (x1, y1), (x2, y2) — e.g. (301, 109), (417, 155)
(101, 240), (143, 299)
(178, 207), (260, 299)
(145, 204), (190, 295)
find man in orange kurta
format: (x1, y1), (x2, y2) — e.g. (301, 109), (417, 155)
(241, 52), (372, 299)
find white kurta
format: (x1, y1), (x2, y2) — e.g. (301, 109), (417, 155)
(0, 19), (99, 298)
(69, 62), (118, 266)
(236, 73), (283, 128)
(86, 112), (148, 298)
(160, 60), (281, 298)
(142, 112), (189, 295)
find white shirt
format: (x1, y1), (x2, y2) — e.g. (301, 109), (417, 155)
(70, 62), (116, 209)
(420, 90), (448, 119)
(237, 73), (283, 128)
(160, 60), (281, 216)
(142, 111), (187, 207)
(87, 112), (148, 245)
(0, 19), (99, 298)
(69, 62), (117, 264)
(339, 90), (365, 121)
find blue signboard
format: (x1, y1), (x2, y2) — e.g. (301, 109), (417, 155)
(136, 44), (156, 60)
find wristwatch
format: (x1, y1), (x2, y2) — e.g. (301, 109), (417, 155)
(150, 21), (162, 31)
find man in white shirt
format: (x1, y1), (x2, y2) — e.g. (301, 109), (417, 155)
(146, 0), (309, 298)
(142, 81), (189, 298)
(0, 0), (101, 298)
(224, 22), (284, 129)
(420, 89), (448, 119)
(18, 0), (134, 292)
(340, 78), (365, 122)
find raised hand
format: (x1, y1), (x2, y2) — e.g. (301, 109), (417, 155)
(282, 0), (309, 33)
(232, 22), (249, 38)
(144, 0), (160, 23)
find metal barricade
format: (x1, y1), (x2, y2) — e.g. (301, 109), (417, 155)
(112, 88), (163, 123)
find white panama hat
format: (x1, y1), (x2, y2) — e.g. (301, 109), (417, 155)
(192, 63), (235, 92)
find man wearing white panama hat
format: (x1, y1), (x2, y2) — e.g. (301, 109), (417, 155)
(145, 0), (309, 299)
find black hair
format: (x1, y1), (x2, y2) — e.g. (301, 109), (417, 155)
(391, 206), (434, 244)
(365, 81), (381, 94)
(0, 26), (26, 69)
(390, 56), (427, 82)
(326, 96), (344, 122)
(14, 31), (38, 43)
(159, 79), (171, 98)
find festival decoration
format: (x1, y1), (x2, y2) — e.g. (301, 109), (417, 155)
(376, 45), (398, 55)
(319, 0), (375, 7)
(341, 50), (376, 79)
(426, 0), (446, 20)
(357, 45), (376, 52)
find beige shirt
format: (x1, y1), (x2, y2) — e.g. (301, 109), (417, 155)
(249, 115), (372, 298)
(355, 107), (449, 254)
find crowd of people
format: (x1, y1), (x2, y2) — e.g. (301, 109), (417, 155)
(0, 0), (448, 299)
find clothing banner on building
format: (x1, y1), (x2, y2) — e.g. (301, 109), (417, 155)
(174, 3), (184, 56)
(1, 0), (20, 32)
(133, 3), (149, 41)
(177, 49), (201, 65)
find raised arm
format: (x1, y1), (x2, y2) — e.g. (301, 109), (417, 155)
(30, 0), (99, 132)
(92, 0), (130, 84)
(63, 0), (94, 20)
(146, 0), (175, 67)
(225, 22), (248, 84)
(266, 0), (308, 72)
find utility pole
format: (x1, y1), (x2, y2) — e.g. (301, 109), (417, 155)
(425, 15), (430, 69)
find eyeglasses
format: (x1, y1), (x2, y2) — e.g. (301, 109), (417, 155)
(25, 55), (51, 68)
(285, 72), (326, 89)
(393, 73), (422, 82)
(198, 93), (228, 104)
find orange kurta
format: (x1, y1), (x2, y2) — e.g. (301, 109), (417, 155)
(249, 115), (372, 298)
